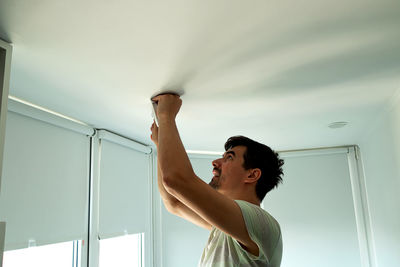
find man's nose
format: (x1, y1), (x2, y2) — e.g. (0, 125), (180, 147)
(212, 158), (223, 168)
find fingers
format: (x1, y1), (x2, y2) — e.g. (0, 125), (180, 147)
(151, 92), (182, 121)
(150, 120), (158, 143)
(151, 120), (158, 130)
(151, 93), (180, 103)
(151, 94), (162, 103)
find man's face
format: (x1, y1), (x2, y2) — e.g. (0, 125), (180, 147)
(209, 145), (249, 192)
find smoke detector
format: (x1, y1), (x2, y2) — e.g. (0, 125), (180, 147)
(328, 121), (348, 129)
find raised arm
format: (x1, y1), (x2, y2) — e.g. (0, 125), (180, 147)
(151, 121), (212, 230)
(152, 94), (259, 256)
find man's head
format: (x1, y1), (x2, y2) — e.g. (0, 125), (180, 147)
(209, 136), (284, 202)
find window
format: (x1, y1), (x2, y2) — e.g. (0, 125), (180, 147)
(3, 240), (81, 267)
(99, 233), (144, 267)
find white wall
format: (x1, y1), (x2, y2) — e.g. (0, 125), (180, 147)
(265, 151), (363, 267)
(359, 89), (400, 267)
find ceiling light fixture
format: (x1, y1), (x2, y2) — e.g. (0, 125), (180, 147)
(328, 121), (348, 129)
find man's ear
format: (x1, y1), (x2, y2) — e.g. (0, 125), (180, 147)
(244, 168), (261, 184)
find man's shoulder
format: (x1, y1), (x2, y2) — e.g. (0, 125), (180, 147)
(234, 200), (269, 216)
(234, 200), (280, 228)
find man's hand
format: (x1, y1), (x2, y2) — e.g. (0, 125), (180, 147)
(151, 94), (182, 122)
(150, 121), (159, 146)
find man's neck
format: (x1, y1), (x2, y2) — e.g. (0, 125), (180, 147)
(219, 190), (261, 206)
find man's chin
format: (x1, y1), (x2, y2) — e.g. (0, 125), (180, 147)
(209, 177), (219, 189)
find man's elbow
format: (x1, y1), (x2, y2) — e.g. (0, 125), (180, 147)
(162, 173), (182, 194)
(162, 171), (196, 198)
(163, 198), (181, 215)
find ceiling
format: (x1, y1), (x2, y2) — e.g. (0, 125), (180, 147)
(1, 0), (399, 152)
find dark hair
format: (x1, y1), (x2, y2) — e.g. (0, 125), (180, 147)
(224, 135), (284, 202)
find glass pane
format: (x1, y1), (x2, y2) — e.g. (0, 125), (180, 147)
(99, 233), (143, 267)
(3, 241), (77, 267)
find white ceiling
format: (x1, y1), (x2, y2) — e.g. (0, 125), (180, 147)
(1, 0), (399, 152)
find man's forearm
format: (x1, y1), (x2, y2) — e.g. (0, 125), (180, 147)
(157, 118), (194, 183)
(157, 148), (180, 210)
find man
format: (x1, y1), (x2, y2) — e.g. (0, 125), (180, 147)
(150, 94), (284, 266)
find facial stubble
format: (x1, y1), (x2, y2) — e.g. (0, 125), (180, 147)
(209, 176), (219, 189)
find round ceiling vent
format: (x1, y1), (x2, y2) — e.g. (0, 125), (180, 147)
(328, 121), (348, 129)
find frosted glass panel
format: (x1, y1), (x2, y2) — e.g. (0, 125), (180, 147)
(99, 233), (143, 267)
(0, 112), (89, 250)
(3, 239), (78, 267)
